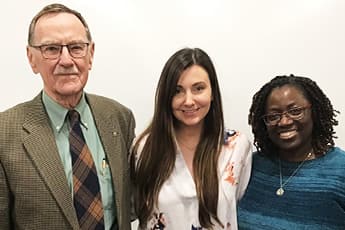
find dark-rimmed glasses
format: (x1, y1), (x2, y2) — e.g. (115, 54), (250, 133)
(30, 43), (89, 59)
(262, 105), (311, 126)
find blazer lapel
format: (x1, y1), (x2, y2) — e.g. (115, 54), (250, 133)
(22, 94), (79, 229)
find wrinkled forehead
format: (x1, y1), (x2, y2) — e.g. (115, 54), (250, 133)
(32, 12), (88, 43)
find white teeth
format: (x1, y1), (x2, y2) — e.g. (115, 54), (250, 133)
(279, 130), (297, 139)
(182, 109), (197, 113)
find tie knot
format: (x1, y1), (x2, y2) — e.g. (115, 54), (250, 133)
(68, 110), (80, 125)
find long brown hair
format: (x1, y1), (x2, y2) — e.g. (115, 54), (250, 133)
(131, 48), (224, 229)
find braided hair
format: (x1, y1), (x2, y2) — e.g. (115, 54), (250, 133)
(249, 74), (339, 157)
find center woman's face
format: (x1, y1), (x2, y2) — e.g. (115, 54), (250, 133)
(171, 65), (212, 130)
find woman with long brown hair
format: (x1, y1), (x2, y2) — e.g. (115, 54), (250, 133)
(131, 47), (252, 229)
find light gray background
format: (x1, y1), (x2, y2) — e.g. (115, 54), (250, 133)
(1, 1), (344, 229)
(1, 1), (344, 147)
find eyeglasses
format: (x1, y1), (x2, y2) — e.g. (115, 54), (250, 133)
(30, 43), (89, 59)
(262, 105), (311, 126)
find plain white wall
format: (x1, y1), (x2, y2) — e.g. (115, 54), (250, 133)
(1, 0), (344, 145)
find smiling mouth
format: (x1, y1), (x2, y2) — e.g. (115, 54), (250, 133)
(182, 108), (199, 113)
(279, 130), (297, 139)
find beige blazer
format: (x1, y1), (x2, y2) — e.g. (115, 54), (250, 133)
(0, 92), (135, 230)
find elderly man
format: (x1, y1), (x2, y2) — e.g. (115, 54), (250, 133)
(0, 3), (135, 230)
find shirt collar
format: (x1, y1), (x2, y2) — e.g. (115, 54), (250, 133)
(42, 91), (89, 132)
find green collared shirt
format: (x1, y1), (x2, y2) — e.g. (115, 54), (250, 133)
(42, 91), (116, 229)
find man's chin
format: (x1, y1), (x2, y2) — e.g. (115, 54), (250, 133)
(56, 87), (83, 97)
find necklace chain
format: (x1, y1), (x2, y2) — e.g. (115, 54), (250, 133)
(276, 152), (312, 196)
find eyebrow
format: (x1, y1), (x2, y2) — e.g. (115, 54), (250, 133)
(193, 81), (206, 85)
(36, 39), (88, 45)
(176, 81), (206, 88)
(267, 104), (307, 112)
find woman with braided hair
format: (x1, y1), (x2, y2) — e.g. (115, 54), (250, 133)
(238, 74), (345, 229)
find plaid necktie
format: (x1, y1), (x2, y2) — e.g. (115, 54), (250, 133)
(68, 110), (104, 229)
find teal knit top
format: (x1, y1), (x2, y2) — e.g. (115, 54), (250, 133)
(238, 147), (345, 229)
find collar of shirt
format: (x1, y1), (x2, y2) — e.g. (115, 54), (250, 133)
(42, 91), (90, 132)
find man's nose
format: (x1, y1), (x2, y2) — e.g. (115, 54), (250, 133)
(58, 46), (74, 64)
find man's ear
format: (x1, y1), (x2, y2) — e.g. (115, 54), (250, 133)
(88, 42), (95, 70)
(27, 46), (39, 74)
